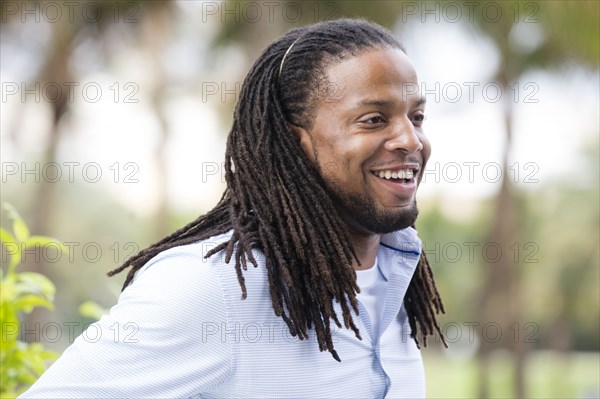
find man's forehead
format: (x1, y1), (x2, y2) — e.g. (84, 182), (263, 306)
(317, 48), (422, 106)
(326, 48), (417, 81)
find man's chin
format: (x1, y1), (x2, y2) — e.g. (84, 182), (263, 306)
(347, 201), (419, 234)
(322, 181), (419, 234)
(370, 206), (418, 233)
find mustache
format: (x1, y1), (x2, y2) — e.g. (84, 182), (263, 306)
(370, 156), (423, 168)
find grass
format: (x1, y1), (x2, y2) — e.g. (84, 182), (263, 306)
(423, 350), (600, 398)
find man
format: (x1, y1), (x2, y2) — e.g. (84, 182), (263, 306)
(22, 18), (445, 398)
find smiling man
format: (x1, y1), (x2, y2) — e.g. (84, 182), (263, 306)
(294, 48), (428, 244)
(22, 18), (445, 399)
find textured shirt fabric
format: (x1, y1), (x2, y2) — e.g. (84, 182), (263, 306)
(21, 227), (426, 399)
(355, 258), (387, 337)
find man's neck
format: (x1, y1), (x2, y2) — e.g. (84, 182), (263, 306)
(348, 229), (381, 271)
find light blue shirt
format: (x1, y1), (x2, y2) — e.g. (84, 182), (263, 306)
(21, 228), (425, 398)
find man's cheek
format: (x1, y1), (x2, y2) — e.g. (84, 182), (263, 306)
(420, 135), (432, 163)
(322, 161), (340, 184)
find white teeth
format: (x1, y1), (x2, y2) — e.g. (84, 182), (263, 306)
(374, 169), (415, 180)
(399, 170), (414, 179)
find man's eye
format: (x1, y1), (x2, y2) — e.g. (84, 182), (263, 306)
(412, 113), (426, 125)
(365, 116), (385, 124)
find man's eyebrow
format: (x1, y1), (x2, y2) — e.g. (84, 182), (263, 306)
(358, 99), (394, 108)
(356, 96), (427, 108)
(414, 96), (426, 107)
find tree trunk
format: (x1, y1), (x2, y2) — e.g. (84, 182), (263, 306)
(477, 72), (528, 398)
(24, 19), (74, 342)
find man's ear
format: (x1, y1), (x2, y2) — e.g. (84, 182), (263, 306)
(290, 124), (316, 163)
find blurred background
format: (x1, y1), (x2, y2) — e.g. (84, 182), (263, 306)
(1, 1), (598, 397)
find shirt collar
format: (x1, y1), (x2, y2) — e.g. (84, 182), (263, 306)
(377, 227), (422, 281)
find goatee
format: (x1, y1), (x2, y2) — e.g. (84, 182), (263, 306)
(323, 179), (419, 234)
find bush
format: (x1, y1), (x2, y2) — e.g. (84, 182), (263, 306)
(0, 203), (68, 398)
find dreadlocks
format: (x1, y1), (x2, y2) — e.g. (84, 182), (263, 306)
(108, 18), (446, 361)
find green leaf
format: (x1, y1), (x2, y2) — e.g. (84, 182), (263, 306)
(12, 295), (54, 314)
(19, 343), (57, 375)
(12, 220), (29, 243)
(1, 278), (17, 301)
(23, 236), (69, 255)
(2, 202), (21, 221)
(79, 301), (108, 320)
(0, 228), (16, 246)
(15, 273), (55, 300)
(2, 203), (29, 242)
(1, 228), (21, 274)
(0, 315), (19, 345)
(0, 204), (61, 395)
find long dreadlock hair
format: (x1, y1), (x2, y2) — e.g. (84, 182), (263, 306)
(109, 18), (446, 361)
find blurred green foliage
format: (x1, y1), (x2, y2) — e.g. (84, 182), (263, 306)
(78, 300), (108, 320)
(0, 203), (68, 398)
(424, 350), (599, 398)
(417, 141), (600, 353)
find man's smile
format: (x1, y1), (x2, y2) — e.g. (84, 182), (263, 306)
(370, 163), (420, 181)
(368, 163), (420, 202)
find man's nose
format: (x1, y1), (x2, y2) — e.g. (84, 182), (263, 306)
(383, 118), (422, 154)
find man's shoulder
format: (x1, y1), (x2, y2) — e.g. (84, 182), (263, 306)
(125, 228), (270, 322)
(133, 230), (235, 278)
(128, 229), (269, 302)
(154, 230), (233, 260)
(118, 231), (239, 324)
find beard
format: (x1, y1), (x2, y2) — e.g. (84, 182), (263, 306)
(322, 176), (419, 234)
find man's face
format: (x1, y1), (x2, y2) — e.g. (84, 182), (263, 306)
(293, 47), (431, 235)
